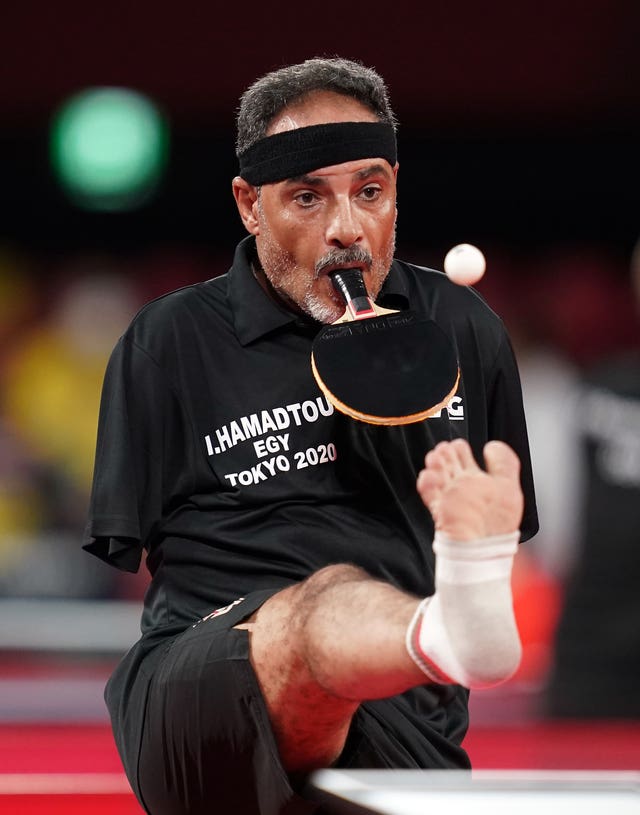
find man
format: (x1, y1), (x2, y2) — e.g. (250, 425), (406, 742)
(84, 58), (538, 814)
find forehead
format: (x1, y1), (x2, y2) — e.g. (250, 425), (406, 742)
(266, 90), (379, 136)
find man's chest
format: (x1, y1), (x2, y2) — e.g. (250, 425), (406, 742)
(176, 331), (471, 500)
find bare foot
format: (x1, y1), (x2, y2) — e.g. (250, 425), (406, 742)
(416, 439), (524, 540)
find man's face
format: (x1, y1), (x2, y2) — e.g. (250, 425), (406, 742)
(236, 92), (398, 323)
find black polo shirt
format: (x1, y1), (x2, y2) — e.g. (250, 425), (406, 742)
(85, 235), (537, 637)
(84, 236), (537, 785)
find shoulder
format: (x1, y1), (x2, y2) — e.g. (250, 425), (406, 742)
(392, 258), (516, 379)
(123, 276), (230, 352)
(132, 276), (228, 329)
(392, 257), (505, 334)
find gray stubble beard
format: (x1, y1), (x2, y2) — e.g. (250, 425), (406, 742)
(257, 212), (397, 324)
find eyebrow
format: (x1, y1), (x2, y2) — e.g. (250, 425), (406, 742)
(284, 163), (392, 186)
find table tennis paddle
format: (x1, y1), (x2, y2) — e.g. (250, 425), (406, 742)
(311, 269), (459, 425)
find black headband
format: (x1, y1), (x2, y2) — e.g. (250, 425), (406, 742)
(238, 121), (397, 185)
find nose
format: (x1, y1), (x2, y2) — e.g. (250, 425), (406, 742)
(325, 198), (363, 248)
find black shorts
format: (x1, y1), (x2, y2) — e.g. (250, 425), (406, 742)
(133, 589), (470, 815)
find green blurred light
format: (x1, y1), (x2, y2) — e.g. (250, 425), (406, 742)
(50, 87), (169, 211)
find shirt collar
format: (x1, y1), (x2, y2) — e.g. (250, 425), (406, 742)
(228, 235), (410, 346)
(378, 258), (410, 310)
(228, 236), (298, 346)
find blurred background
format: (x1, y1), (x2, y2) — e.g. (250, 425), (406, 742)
(1, 1), (639, 804)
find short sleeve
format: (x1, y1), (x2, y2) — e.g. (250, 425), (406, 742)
(83, 336), (186, 572)
(487, 332), (539, 542)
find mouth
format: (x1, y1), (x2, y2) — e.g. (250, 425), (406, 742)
(317, 262), (367, 280)
(315, 246), (373, 280)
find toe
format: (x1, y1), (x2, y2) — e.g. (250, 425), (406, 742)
(450, 438), (478, 471)
(483, 440), (521, 481)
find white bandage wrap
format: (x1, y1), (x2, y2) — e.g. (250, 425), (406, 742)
(406, 530), (521, 689)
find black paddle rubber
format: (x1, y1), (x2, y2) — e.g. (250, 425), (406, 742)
(311, 269), (460, 425)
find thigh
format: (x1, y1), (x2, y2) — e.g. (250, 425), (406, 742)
(137, 590), (316, 815)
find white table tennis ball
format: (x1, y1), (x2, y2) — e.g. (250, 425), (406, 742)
(444, 243), (486, 286)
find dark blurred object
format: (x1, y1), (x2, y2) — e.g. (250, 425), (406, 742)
(546, 240), (640, 718)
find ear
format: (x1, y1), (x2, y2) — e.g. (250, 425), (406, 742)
(232, 176), (260, 235)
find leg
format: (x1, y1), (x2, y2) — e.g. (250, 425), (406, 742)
(411, 438), (524, 686)
(136, 590), (316, 815)
(239, 439), (525, 773)
(237, 565), (425, 773)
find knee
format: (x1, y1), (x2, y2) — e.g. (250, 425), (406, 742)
(294, 564), (373, 634)
(303, 563), (371, 595)
(249, 564), (371, 634)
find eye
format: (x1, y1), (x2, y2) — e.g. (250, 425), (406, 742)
(294, 191), (318, 207)
(359, 185), (382, 201)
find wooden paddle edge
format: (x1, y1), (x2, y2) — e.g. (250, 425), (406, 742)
(331, 302), (398, 324)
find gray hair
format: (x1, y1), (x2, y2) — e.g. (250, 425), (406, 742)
(235, 57), (397, 155)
